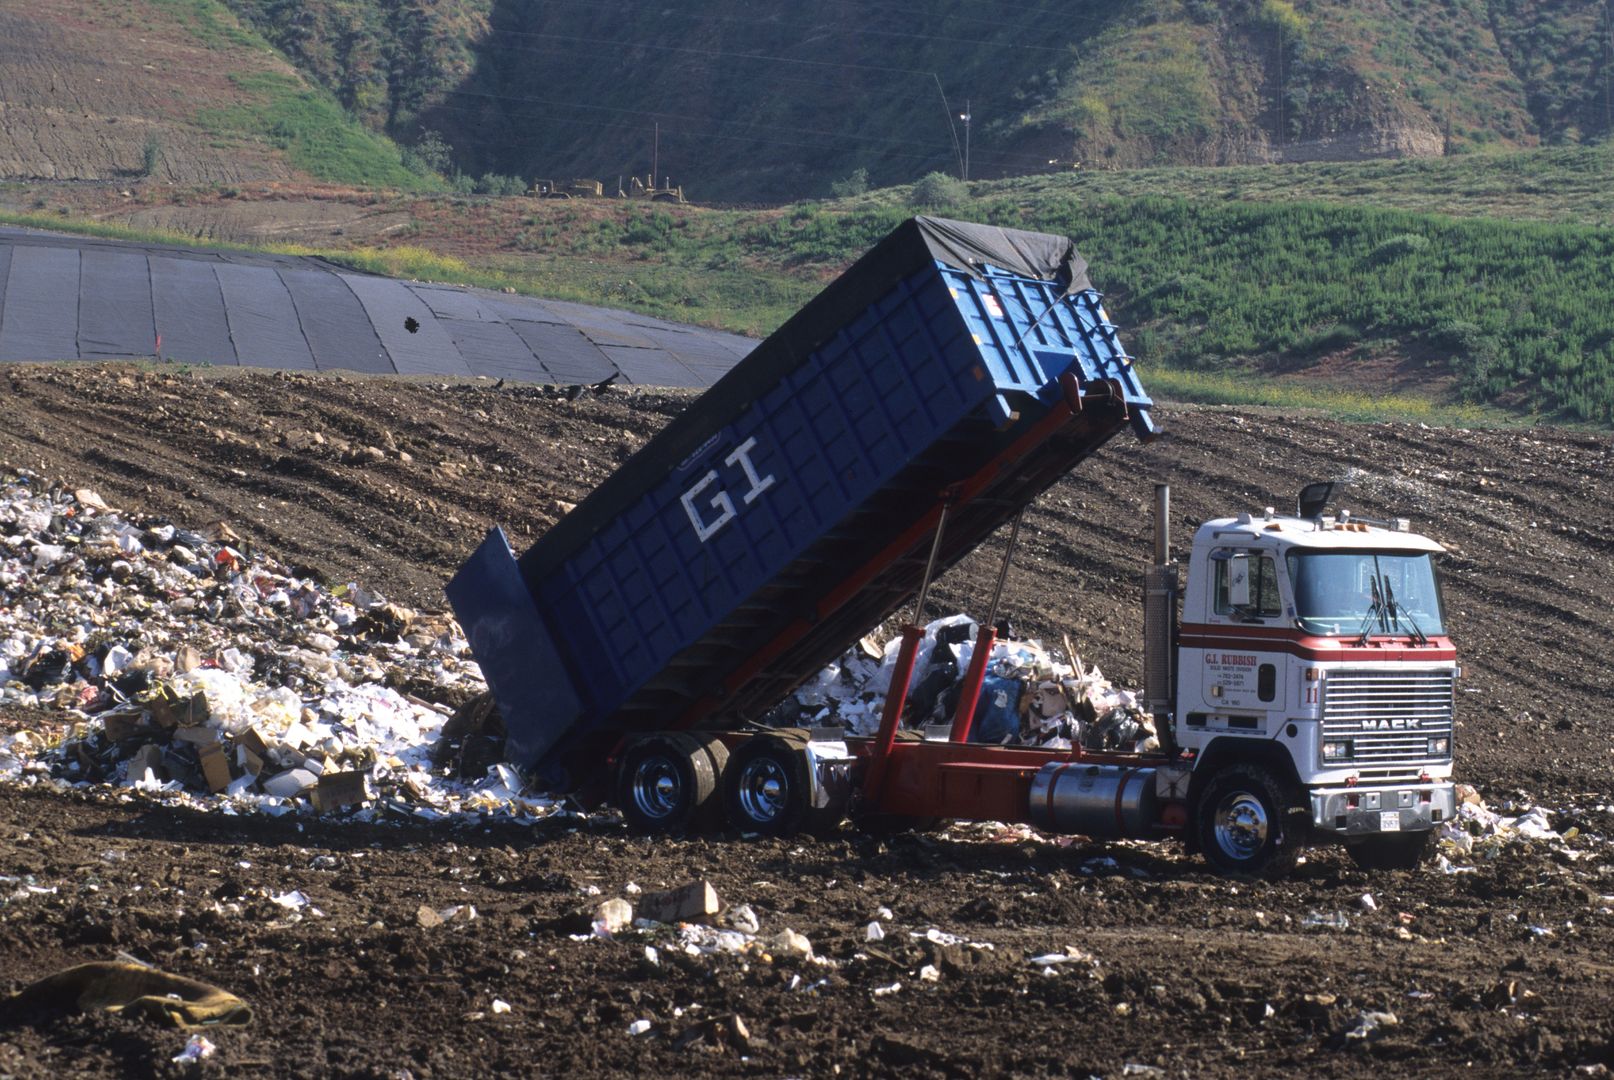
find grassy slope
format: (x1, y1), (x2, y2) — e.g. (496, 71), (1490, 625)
(451, 145), (1614, 423)
(7, 142), (1613, 425)
(978, 143), (1614, 226)
(192, 71), (430, 189)
(222, 0), (492, 131)
(8, 0), (436, 189)
(730, 194), (1614, 423)
(158, 0), (438, 189)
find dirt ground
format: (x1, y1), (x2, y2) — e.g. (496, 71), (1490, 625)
(3, 361), (1613, 1077)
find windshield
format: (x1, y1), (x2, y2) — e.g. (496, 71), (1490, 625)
(1286, 551), (1447, 637)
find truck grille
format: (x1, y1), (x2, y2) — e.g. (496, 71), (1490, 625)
(1321, 669), (1455, 766)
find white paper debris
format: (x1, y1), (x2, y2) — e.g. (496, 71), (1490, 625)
(1345, 1010), (1399, 1040)
(776, 613), (1156, 752)
(1030, 948), (1095, 967)
(726, 904), (760, 934)
(0, 469), (558, 823)
(172, 1034), (216, 1063)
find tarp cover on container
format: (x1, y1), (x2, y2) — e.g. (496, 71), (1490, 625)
(0, 227), (754, 387)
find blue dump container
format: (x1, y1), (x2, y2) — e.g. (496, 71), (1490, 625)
(448, 217), (1155, 787)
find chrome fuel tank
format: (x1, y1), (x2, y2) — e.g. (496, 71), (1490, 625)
(1028, 763), (1158, 839)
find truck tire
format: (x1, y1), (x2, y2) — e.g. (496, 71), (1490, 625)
(1195, 763), (1301, 879)
(687, 732), (731, 831)
(1345, 831), (1431, 872)
(723, 734), (816, 837)
(616, 733), (721, 834)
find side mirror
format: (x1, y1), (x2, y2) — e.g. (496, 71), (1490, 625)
(1228, 552), (1252, 608)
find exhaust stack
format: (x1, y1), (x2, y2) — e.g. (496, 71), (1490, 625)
(1142, 483), (1178, 742)
(1153, 483), (1170, 565)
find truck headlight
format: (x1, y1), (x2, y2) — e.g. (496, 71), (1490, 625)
(1322, 740), (1352, 762)
(1427, 737), (1450, 757)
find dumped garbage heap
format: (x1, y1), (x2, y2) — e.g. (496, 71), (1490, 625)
(0, 463), (1153, 820)
(784, 614), (1159, 754)
(0, 467), (1592, 873)
(0, 469), (554, 821)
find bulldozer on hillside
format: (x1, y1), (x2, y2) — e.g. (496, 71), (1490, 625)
(531, 178), (606, 199)
(531, 173), (686, 203)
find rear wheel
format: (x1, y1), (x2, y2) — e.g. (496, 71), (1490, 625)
(1195, 763), (1301, 879)
(724, 733), (817, 837)
(1346, 831), (1431, 871)
(616, 733), (723, 833)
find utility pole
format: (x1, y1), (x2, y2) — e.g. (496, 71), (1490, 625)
(652, 122), (659, 190)
(1275, 24), (1285, 153)
(959, 100), (971, 181)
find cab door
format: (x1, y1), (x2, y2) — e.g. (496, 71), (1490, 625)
(1199, 547), (1288, 714)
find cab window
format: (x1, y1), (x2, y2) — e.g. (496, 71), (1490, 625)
(1213, 551), (1282, 618)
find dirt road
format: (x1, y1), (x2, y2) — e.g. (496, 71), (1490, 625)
(2, 362), (1612, 1076)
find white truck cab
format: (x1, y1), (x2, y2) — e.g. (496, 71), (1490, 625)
(1150, 490), (1459, 874)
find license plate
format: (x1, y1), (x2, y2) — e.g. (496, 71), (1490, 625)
(1379, 811), (1401, 832)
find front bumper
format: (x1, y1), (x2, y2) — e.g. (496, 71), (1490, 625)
(1309, 782), (1456, 836)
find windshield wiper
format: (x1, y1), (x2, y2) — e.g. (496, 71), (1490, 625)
(1355, 575), (1386, 646)
(1382, 579), (1429, 645)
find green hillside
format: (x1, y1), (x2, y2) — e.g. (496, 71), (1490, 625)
(220, 0), (492, 134)
(0, 0), (441, 188)
(221, 0), (1614, 202)
(11, 139), (1614, 424)
(192, 72), (431, 189)
(976, 144), (1614, 226)
(635, 192), (1614, 423)
(514, 145), (1614, 426)
(152, 0), (442, 188)
(365, 145), (1614, 422)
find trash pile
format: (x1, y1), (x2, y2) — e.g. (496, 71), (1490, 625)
(0, 468), (555, 822)
(1434, 784), (1585, 870)
(787, 614), (1158, 753)
(563, 879), (822, 974)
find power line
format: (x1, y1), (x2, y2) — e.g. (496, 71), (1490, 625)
(481, 0), (1090, 41)
(428, 90), (953, 155)
(422, 101), (960, 171)
(460, 35), (937, 97)
(472, 27), (945, 79)
(423, 84), (1065, 172)
(477, 0), (1079, 56)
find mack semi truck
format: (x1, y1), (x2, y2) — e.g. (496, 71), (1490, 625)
(447, 216), (1457, 877)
